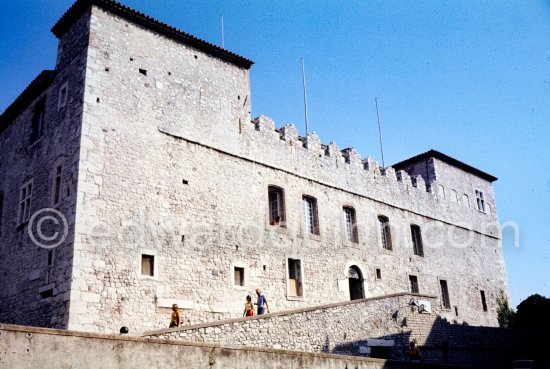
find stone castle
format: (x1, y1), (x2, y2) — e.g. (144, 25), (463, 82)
(0, 0), (508, 335)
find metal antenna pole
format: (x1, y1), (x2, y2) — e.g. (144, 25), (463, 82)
(375, 97), (385, 169)
(221, 16), (225, 48)
(301, 58), (309, 135)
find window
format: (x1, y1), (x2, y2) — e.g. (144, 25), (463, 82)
(375, 268), (382, 280)
(378, 216), (392, 250)
(440, 280), (451, 309)
(475, 190), (486, 213)
(268, 186), (285, 226)
(462, 194), (470, 207)
(52, 165), (63, 206)
(303, 196), (319, 235)
(287, 258), (303, 297)
(58, 83), (68, 110)
(409, 275), (419, 293)
(47, 250), (55, 267)
(450, 189), (459, 203)
(480, 290), (488, 312)
(0, 192), (4, 236)
(19, 180), (33, 225)
(437, 184), (445, 199)
(31, 100), (45, 142)
(411, 225), (424, 257)
(234, 267), (245, 286)
(343, 207), (358, 243)
(141, 254), (155, 276)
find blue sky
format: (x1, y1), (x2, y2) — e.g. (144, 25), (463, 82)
(1, 0), (549, 308)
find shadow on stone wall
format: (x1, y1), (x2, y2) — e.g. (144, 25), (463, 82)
(332, 314), (550, 369)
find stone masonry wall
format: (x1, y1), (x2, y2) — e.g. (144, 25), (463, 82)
(0, 10), (89, 328)
(146, 293), (432, 358)
(2, 323), (473, 369)
(144, 293), (548, 369)
(64, 3), (508, 334)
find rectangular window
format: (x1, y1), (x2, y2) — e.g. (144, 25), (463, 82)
(376, 268), (382, 280)
(234, 267), (245, 286)
(409, 275), (419, 293)
(19, 181), (33, 225)
(0, 192), (4, 236)
(141, 254), (155, 276)
(288, 258), (303, 297)
(52, 165), (63, 206)
(343, 207), (358, 243)
(303, 196), (319, 235)
(475, 190), (486, 213)
(47, 250), (55, 267)
(378, 216), (392, 250)
(440, 280), (451, 309)
(411, 225), (424, 257)
(31, 100), (45, 142)
(268, 186), (285, 226)
(480, 290), (488, 312)
(58, 83), (68, 110)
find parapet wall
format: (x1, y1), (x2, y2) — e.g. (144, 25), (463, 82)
(144, 293), (437, 359)
(1, 323), (457, 369)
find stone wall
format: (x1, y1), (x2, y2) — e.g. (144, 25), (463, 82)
(143, 293), (549, 369)
(1, 323), (466, 369)
(0, 8), (90, 329)
(146, 293), (430, 358)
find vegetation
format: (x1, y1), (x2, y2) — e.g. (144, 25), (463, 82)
(497, 292), (550, 330)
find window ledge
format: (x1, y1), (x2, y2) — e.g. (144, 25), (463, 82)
(286, 295), (305, 302)
(303, 233), (321, 242)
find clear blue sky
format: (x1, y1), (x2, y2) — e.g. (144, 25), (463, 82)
(1, 0), (549, 309)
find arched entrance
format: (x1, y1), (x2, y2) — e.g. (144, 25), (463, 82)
(348, 265), (364, 300)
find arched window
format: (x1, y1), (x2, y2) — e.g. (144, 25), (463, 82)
(348, 265), (364, 300)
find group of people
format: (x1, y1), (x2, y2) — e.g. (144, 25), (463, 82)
(243, 288), (270, 317)
(168, 289), (270, 328)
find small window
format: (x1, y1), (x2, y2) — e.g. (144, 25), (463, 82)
(480, 290), (488, 312)
(450, 189), (459, 203)
(47, 250), (55, 267)
(234, 266), (245, 286)
(440, 280), (451, 309)
(375, 268), (382, 280)
(409, 275), (419, 294)
(303, 196), (319, 235)
(52, 165), (63, 206)
(411, 225), (424, 257)
(58, 83), (68, 110)
(343, 207), (358, 243)
(475, 190), (486, 213)
(437, 184), (445, 199)
(40, 289), (54, 299)
(19, 180), (33, 225)
(0, 192), (4, 236)
(268, 186), (286, 226)
(288, 258), (303, 297)
(31, 100), (45, 142)
(462, 194), (470, 207)
(378, 216), (392, 250)
(141, 254), (155, 276)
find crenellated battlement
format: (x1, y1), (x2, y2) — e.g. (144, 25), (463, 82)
(251, 115), (431, 195)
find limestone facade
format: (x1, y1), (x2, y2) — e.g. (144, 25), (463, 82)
(0, 0), (508, 334)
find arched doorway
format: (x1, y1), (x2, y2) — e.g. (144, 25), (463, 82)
(348, 265), (364, 300)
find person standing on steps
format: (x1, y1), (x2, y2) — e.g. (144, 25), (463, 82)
(169, 303), (182, 328)
(255, 288), (270, 315)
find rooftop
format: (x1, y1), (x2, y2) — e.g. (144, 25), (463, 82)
(392, 149), (498, 183)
